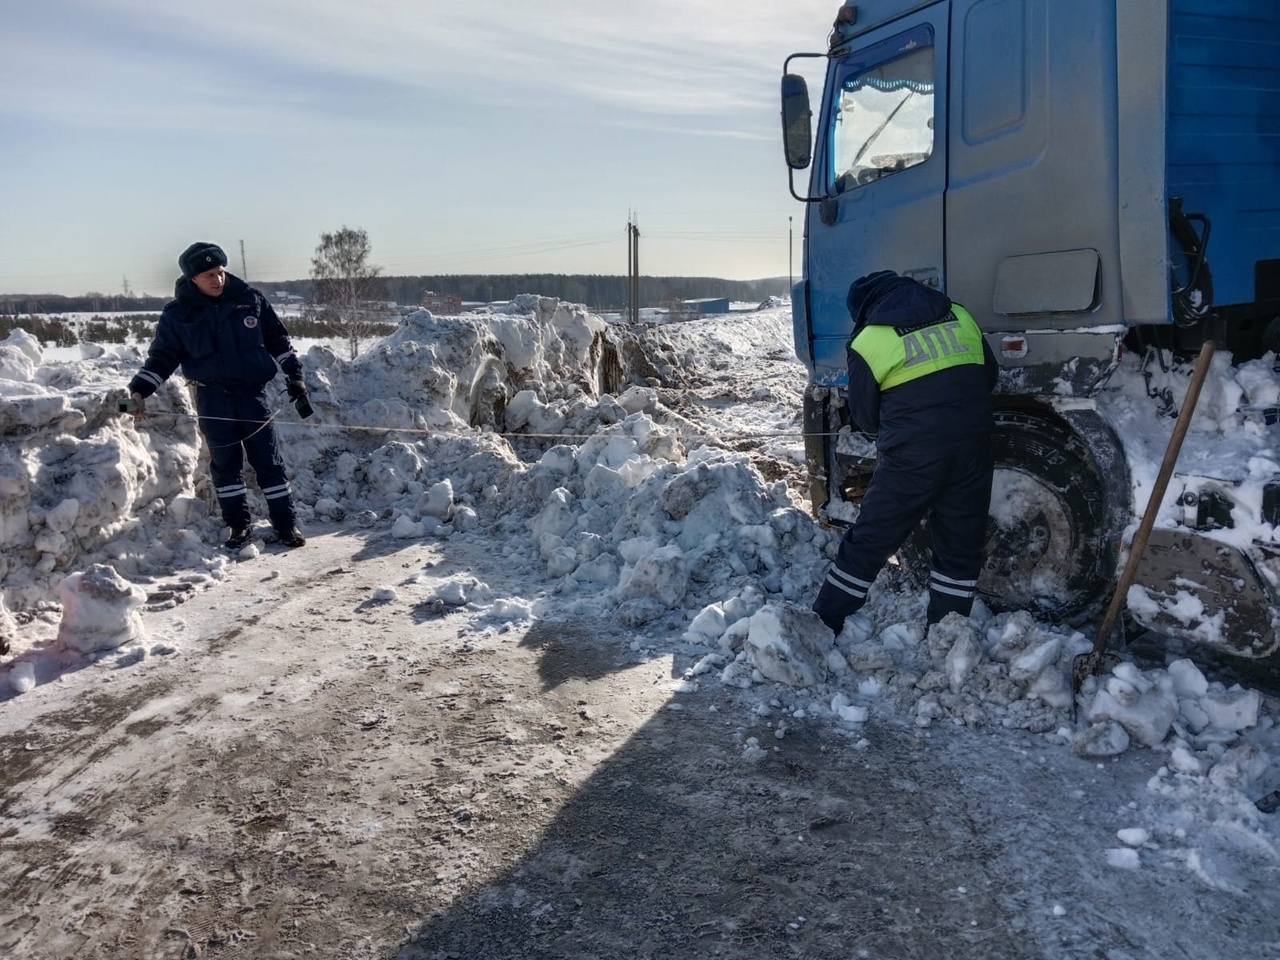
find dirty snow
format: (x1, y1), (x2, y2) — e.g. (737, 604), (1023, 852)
(2, 294), (1280, 951)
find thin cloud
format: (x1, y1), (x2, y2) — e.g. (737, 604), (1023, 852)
(4, 0), (837, 133)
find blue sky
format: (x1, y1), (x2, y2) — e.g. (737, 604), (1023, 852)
(1, 0), (837, 296)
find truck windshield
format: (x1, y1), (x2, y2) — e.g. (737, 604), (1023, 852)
(830, 27), (935, 193)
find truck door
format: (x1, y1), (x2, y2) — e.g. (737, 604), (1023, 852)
(806, 8), (948, 382)
(943, 0), (1121, 334)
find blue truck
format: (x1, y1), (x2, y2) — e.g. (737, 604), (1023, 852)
(781, 0), (1280, 663)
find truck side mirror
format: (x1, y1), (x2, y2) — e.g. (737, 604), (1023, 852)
(781, 74), (813, 170)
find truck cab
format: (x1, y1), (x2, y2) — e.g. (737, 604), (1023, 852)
(782, 0), (1280, 659)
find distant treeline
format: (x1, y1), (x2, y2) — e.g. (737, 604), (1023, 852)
(0, 273), (790, 317)
(0, 294), (168, 316)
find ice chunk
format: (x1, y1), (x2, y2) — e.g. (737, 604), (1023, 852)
(1200, 687), (1261, 732)
(9, 661), (35, 694)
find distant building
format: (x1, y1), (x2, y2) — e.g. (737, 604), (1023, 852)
(271, 291), (306, 305)
(422, 291), (462, 314)
(677, 297), (731, 318)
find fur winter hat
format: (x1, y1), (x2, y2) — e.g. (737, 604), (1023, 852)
(178, 242), (228, 279)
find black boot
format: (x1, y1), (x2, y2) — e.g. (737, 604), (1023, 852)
(274, 525), (306, 548)
(812, 577), (867, 634)
(224, 526), (253, 549)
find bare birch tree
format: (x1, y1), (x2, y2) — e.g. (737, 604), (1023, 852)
(309, 227), (384, 359)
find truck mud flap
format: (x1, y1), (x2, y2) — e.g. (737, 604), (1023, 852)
(1128, 527), (1280, 660)
(802, 388), (830, 517)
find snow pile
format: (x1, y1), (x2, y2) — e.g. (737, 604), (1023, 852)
(1098, 348), (1280, 534)
(521, 436), (822, 626)
(0, 327), (211, 607)
(696, 595), (1277, 804)
(299, 296), (615, 434)
(0, 298), (626, 606)
(1087, 349), (1280, 656)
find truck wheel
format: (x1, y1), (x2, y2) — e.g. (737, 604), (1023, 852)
(902, 404), (1128, 623)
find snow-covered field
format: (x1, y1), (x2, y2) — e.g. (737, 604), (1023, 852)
(2, 294), (1280, 956)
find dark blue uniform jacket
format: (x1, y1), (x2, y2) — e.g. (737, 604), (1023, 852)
(129, 274), (302, 398)
(845, 277), (998, 453)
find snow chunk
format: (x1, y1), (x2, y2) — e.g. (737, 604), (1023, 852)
(9, 661), (36, 694)
(1009, 636), (1062, 683)
(943, 622), (982, 692)
(56, 563), (147, 653)
(618, 543), (688, 608)
(391, 515), (425, 539)
(831, 693), (869, 724)
(1117, 828), (1149, 847)
(1169, 743), (1208, 776)
(1207, 743), (1269, 791)
(1200, 687), (1261, 733)
(686, 602), (727, 642)
(1073, 721), (1131, 758)
(1167, 658), (1209, 698)
(421, 479), (454, 519)
(1083, 670), (1177, 747)
(743, 602), (833, 688)
(1106, 848), (1142, 870)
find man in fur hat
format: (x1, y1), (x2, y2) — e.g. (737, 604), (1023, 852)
(127, 242), (309, 550)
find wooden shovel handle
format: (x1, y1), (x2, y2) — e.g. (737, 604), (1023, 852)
(1089, 340), (1216, 654)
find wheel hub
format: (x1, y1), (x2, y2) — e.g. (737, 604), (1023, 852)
(983, 469), (1084, 615)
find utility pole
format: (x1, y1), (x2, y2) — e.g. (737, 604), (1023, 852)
(239, 239), (248, 280)
(626, 214), (640, 324)
(632, 221), (640, 324)
(788, 216), (793, 292)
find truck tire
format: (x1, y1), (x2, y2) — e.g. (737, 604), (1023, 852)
(902, 403), (1129, 623)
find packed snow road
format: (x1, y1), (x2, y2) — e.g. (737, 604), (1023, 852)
(0, 527), (1231, 960)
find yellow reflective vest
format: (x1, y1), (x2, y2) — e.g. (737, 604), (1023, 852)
(850, 303), (986, 390)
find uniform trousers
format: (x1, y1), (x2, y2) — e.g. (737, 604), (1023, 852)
(195, 384), (296, 531)
(822, 435), (993, 624)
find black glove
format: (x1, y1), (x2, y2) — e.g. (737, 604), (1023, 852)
(287, 378), (314, 419)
